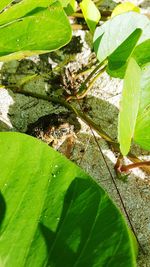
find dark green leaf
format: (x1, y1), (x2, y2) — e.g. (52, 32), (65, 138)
(0, 132), (137, 266)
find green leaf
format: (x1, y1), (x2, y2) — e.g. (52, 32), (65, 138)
(132, 39), (150, 66)
(0, 0), (72, 61)
(93, 12), (150, 76)
(134, 63), (150, 150)
(111, 2), (140, 18)
(64, 0), (77, 15)
(107, 28), (142, 78)
(0, 0), (13, 11)
(118, 58), (141, 155)
(59, 0), (71, 7)
(0, 132), (137, 267)
(80, 0), (101, 33)
(0, 0), (55, 26)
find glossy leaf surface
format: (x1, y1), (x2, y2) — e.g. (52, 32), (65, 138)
(132, 39), (150, 66)
(118, 58), (141, 155)
(80, 0), (100, 33)
(134, 63), (150, 150)
(93, 12), (150, 77)
(0, 0), (13, 11)
(0, 0), (72, 61)
(64, 0), (77, 15)
(111, 2), (140, 18)
(0, 132), (137, 267)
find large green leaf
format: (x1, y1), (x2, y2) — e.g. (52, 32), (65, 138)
(107, 29), (142, 78)
(111, 2), (140, 18)
(60, 0), (71, 7)
(118, 58), (141, 155)
(0, 0), (13, 11)
(134, 63), (150, 150)
(0, 132), (137, 266)
(80, 0), (101, 33)
(93, 12), (150, 78)
(64, 0), (77, 16)
(0, 0), (72, 61)
(132, 39), (150, 66)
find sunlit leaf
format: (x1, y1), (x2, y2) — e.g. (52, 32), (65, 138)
(0, 0), (72, 61)
(59, 0), (71, 7)
(64, 0), (77, 15)
(134, 63), (150, 150)
(118, 58), (141, 155)
(107, 28), (142, 78)
(132, 39), (150, 66)
(0, 0), (13, 11)
(93, 12), (150, 77)
(80, 0), (101, 33)
(111, 2), (140, 18)
(0, 132), (137, 267)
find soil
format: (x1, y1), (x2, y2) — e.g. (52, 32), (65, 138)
(0, 1), (150, 266)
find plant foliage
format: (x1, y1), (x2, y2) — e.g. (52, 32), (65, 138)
(0, 132), (137, 267)
(0, 0), (72, 61)
(93, 12), (150, 78)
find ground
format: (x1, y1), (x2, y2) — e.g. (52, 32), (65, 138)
(0, 1), (150, 266)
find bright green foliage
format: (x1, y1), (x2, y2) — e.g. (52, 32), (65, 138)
(118, 58), (141, 155)
(107, 29), (142, 78)
(80, 0), (101, 33)
(111, 2), (140, 18)
(93, 12), (150, 78)
(0, 132), (137, 267)
(0, 0), (72, 61)
(134, 63), (150, 150)
(64, 0), (77, 15)
(0, 0), (13, 11)
(133, 39), (150, 66)
(59, 0), (71, 7)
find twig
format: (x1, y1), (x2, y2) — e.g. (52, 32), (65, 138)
(76, 98), (145, 255)
(76, 65), (106, 99)
(119, 161), (150, 173)
(6, 87), (150, 175)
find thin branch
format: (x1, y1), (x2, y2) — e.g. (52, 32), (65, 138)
(6, 87), (150, 175)
(120, 161), (150, 173)
(76, 98), (145, 255)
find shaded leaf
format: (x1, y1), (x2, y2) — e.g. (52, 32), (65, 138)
(0, 132), (137, 267)
(134, 63), (150, 150)
(80, 0), (101, 33)
(118, 58), (141, 155)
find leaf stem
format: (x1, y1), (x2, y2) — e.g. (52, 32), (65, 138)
(119, 161), (150, 173)
(77, 64), (107, 99)
(67, 61), (107, 101)
(78, 61), (106, 94)
(5, 87), (150, 175)
(71, 12), (84, 18)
